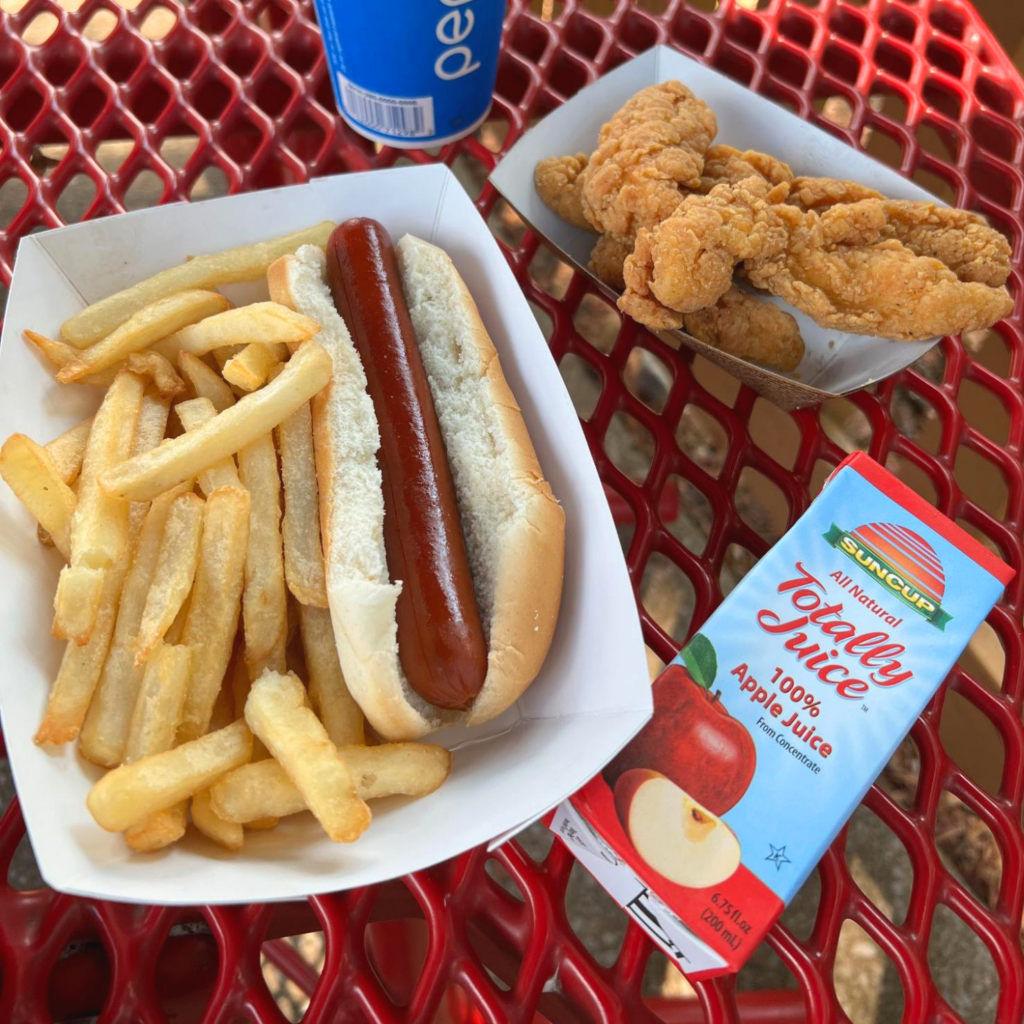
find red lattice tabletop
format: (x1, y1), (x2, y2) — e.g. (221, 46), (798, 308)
(1, 1), (1023, 1022)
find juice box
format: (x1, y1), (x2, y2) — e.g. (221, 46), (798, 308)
(548, 452), (1013, 979)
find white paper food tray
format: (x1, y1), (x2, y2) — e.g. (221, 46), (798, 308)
(490, 45), (949, 410)
(0, 164), (652, 904)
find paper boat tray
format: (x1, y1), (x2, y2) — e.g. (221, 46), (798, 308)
(490, 46), (948, 410)
(0, 165), (651, 904)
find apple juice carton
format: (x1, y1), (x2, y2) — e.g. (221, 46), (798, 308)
(548, 451), (1013, 979)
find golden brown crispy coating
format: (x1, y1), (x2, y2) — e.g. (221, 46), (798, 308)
(532, 78), (1014, 345)
(592, 227), (805, 371)
(872, 201), (1012, 286)
(784, 180), (1010, 283)
(579, 81), (717, 237)
(589, 233), (633, 290)
(696, 145), (793, 193)
(745, 236), (1013, 340)
(744, 197), (1014, 339)
(785, 176), (882, 210)
(683, 286), (804, 372)
(533, 153), (594, 230)
(621, 177), (1013, 341)
(620, 177), (794, 318)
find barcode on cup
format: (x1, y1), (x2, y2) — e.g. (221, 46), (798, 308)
(337, 74), (435, 139)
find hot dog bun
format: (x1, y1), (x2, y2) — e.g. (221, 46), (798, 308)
(269, 238), (565, 740)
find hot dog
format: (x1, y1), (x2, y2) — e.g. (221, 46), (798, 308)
(325, 220), (487, 711)
(267, 225), (565, 741)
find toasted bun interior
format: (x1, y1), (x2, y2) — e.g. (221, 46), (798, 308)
(269, 238), (565, 739)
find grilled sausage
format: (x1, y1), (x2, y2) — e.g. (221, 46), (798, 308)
(326, 218), (488, 711)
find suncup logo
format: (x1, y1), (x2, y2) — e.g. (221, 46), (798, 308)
(823, 522), (952, 630)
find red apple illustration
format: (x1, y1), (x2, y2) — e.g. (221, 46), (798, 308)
(604, 659), (755, 815)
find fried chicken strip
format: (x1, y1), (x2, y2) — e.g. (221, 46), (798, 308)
(534, 153), (594, 230)
(620, 177), (795, 318)
(873, 201), (1012, 286)
(786, 176), (882, 210)
(741, 198), (1012, 338)
(590, 229), (804, 371)
(621, 177), (1013, 341)
(785, 182), (1011, 285)
(696, 145), (793, 193)
(683, 287), (804, 371)
(745, 236), (1013, 341)
(579, 81), (717, 237)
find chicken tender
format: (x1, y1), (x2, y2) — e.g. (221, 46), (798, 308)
(579, 81), (717, 237)
(591, 228), (804, 370)
(697, 145), (793, 193)
(534, 153), (594, 230)
(682, 287), (804, 371)
(745, 237), (1013, 340)
(785, 176), (882, 210)
(620, 177), (795, 317)
(744, 197), (1013, 339)
(873, 201), (1012, 286)
(621, 177), (1013, 341)
(784, 183), (1010, 285)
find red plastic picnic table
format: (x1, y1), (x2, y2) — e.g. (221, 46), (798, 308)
(1, 0), (1023, 1021)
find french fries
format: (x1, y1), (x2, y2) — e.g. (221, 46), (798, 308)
(244, 672), (371, 843)
(134, 392), (173, 465)
(277, 403), (328, 607)
(36, 386), (171, 746)
(178, 351), (235, 412)
(177, 487), (250, 742)
(124, 643), (191, 764)
(164, 595), (190, 646)
(124, 351), (185, 398)
(0, 434), (77, 558)
(35, 564), (127, 745)
(69, 370), (146, 569)
(58, 291), (231, 384)
(209, 683), (235, 731)
(24, 330), (119, 387)
(176, 398), (241, 495)
(99, 341), (332, 501)
(211, 345), (243, 372)
(86, 719), (253, 832)
(125, 804), (188, 853)
(299, 605), (363, 746)
(223, 342), (288, 391)
(79, 485), (191, 767)
(52, 565), (104, 644)
(192, 788), (244, 851)
(44, 418), (93, 485)
(210, 743), (452, 823)
(161, 303), (320, 358)
(61, 223), (335, 347)
(126, 392), (172, 546)
(135, 493), (204, 666)
(247, 816), (279, 831)
(121, 641), (194, 852)
(238, 434), (287, 677)
(51, 371), (146, 643)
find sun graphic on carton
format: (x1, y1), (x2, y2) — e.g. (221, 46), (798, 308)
(823, 520), (951, 629)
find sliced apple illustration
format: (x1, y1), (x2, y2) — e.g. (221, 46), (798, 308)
(614, 769), (741, 889)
